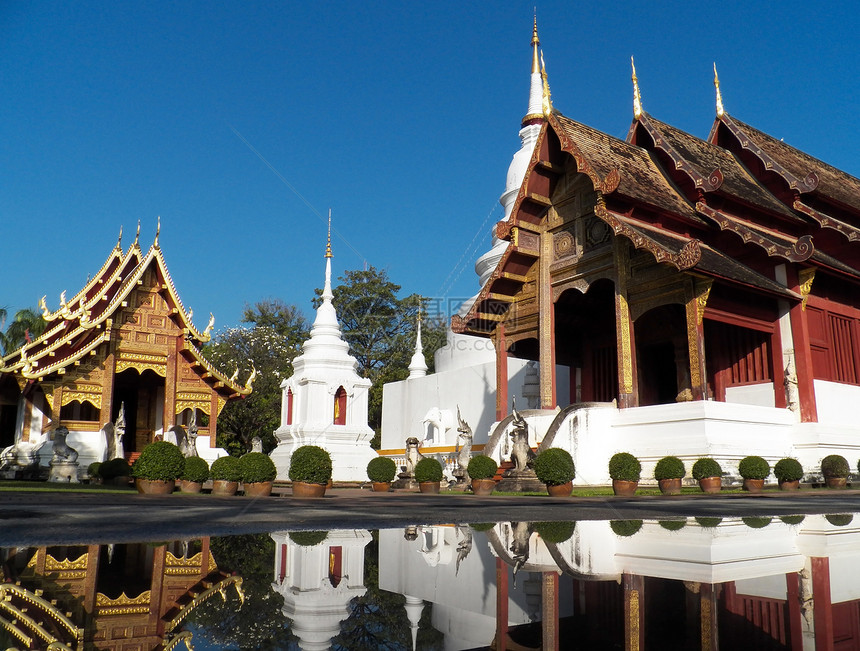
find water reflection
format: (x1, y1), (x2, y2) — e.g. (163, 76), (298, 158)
(3, 514), (860, 649)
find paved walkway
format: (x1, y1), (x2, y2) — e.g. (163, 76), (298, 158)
(2, 487), (860, 546)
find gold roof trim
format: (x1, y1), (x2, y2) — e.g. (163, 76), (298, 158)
(714, 62), (725, 117)
(632, 56), (643, 119)
(164, 575), (244, 633)
(0, 583), (82, 646)
(183, 340), (252, 395)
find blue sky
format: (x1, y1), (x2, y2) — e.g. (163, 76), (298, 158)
(3, 1), (859, 330)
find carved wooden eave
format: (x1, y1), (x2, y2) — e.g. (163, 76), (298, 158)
(182, 341), (252, 397)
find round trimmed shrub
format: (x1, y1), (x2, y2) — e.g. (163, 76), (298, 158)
(780, 515), (805, 525)
(181, 456), (210, 483)
(367, 456), (397, 483)
(240, 452), (277, 483)
(659, 519), (686, 531)
(210, 455), (242, 482)
(825, 513), (853, 527)
(533, 448), (575, 486)
(289, 531), (328, 546)
(414, 457), (443, 483)
(101, 458), (132, 480)
(87, 462), (102, 479)
(695, 517), (723, 528)
(610, 520), (642, 537)
(821, 454), (849, 479)
(774, 458), (804, 482)
(608, 452), (641, 481)
(288, 445), (332, 484)
(692, 458), (722, 480)
(533, 521), (575, 543)
(742, 516), (772, 529)
(654, 456), (685, 480)
(132, 442), (184, 481)
(738, 456), (770, 480)
(467, 455), (498, 480)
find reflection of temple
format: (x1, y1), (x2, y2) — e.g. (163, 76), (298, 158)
(271, 529), (371, 650)
(383, 517), (860, 649)
(0, 538), (242, 650)
(0, 228), (253, 468)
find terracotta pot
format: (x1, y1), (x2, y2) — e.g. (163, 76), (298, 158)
(612, 479), (638, 496)
(825, 476), (847, 489)
(293, 481), (327, 497)
(243, 481), (273, 497)
(471, 479), (496, 496)
(135, 479), (175, 495)
(743, 478), (765, 493)
(658, 478), (682, 495)
(211, 480), (239, 496)
(179, 480), (203, 494)
(419, 481), (441, 494)
(698, 477), (722, 494)
(546, 481), (573, 497)
(779, 480), (800, 491)
(111, 476), (131, 487)
(371, 481), (391, 493)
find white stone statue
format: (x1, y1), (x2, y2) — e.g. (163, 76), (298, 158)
(186, 409), (200, 458)
(48, 426), (80, 483)
(0, 440), (39, 474)
(250, 436), (263, 453)
(422, 407), (454, 446)
(509, 398), (535, 473)
(103, 402), (126, 461)
(454, 407), (473, 484)
(404, 437), (424, 476)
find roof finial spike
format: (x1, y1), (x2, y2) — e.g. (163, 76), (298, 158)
(325, 209), (332, 258)
(631, 56), (643, 119)
(531, 13), (540, 75)
(714, 62), (725, 118)
(116, 225), (123, 250)
(154, 216), (161, 248)
(134, 220), (141, 246)
(540, 50), (553, 116)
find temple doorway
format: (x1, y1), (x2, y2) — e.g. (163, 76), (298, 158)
(112, 369), (164, 453)
(635, 304), (689, 406)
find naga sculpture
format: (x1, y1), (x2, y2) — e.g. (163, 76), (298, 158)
(509, 398), (535, 473)
(186, 409), (200, 457)
(453, 407), (473, 485)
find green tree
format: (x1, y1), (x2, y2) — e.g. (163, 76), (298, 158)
(0, 307), (47, 355)
(314, 267), (447, 440)
(206, 299), (308, 456)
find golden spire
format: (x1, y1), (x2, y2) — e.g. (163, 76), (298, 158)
(531, 14), (540, 74)
(325, 209), (332, 258)
(632, 56), (642, 119)
(134, 220), (141, 247)
(714, 62), (725, 117)
(540, 51), (553, 115)
(116, 225), (123, 250)
(154, 216), (161, 248)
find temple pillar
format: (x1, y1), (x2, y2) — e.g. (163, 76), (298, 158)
(82, 545), (100, 615)
(152, 545), (168, 635)
(614, 243), (637, 408)
(164, 338), (179, 431)
(700, 582), (718, 651)
(542, 571), (559, 651)
(539, 229), (556, 408)
(785, 571), (804, 651)
(209, 392), (219, 447)
(53, 384), (65, 425)
(497, 325), (509, 421)
(684, 278), (711, 401)
(623, 573), (644, 651)
(811, 557), (833, 651)
(786, 267), (818, 422)
(496, 557), (509, 651)
(99, 342), (116, 426)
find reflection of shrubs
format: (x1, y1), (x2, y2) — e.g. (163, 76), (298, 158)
(608, 452), (641, 481)
(610, 520), (643, 537)
(742, 516), (772, 529)
(288, 531), (329, 546)
(695, 517), (723, 528)
(659, 519), (686, 531)
(691, 458), (722, 480)
(469, 522), (495, 532)
(774, 458), (803, 482)
(533, 521), (575, 543)
(739, 456), (770, 480)
(779, 515), (806, 525)
(654, 456), (685, 480)
(825, 513), (854, 527)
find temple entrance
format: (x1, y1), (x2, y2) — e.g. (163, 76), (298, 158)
(635, 305), (689, 406)
(555, 280), (618, 403)
(112, 369), (164, 453)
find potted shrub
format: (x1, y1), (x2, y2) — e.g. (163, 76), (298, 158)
(774, 458), (803, 490)
(738, 455), (770, 492)
(366, 456), (397, 492)
(654, 456), (685, 495)
(414, 457), (443, 494)
(608, 452), (640, 496)
(132, 441), (183, 494)
(821, 454), (849, 488)
(691, 458), (722, 493)
(240, 452), (277, 497)
(289, 445), (332, 497)
(87, 462), (102, 484)
(180, 456), (209, 493)
(101, 458), (132, 486)
(210, 455), (242, 496)
(533, 448), (575, 497)
(466, 455), (498, 496)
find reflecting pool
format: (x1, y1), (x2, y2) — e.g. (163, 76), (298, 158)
(3, 513), (860, 649)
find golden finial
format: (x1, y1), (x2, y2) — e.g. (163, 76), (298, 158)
(325, 209), (332, 258)
(632, 56), (642, 119)
(154, 216), (161, 248)
(714, 62), (724, 117)
(540, 50), (553, 115)
(134, 220), (141, 246)
(116, 225), (123, 250)
(531, 14), (540, 74)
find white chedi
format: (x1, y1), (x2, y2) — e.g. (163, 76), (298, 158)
(270, 231), (377, 482)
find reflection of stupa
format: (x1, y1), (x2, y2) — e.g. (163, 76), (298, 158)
(271, 529), (371, 650)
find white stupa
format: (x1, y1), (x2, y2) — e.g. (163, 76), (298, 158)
(271, 216), (377, 482)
